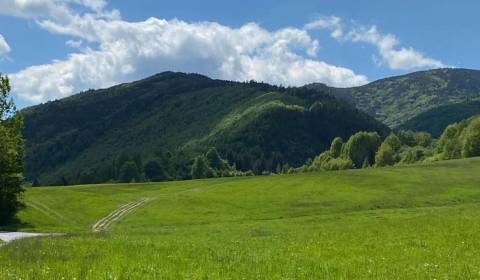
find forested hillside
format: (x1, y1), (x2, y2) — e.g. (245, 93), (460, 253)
(23, 72), (388, 185)
(399, 100), (480, 137)
(328, 68), (480, 128)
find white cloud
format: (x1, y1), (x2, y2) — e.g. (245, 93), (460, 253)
(9, 10), (368, 103)
(306, 16), (446, 70)
(0, 34), (11, 55)
(346, 25), (445, 70)
(65, 39), (82, 48)
(304, 16), (343, 40)
(0, 0), (118, 21)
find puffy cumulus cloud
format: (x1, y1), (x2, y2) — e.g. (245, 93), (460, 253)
(11, 15), (368, 103)
(306, 16), (446, 70)
(0, 34), (11, 55)
(0, 0), (118, 21)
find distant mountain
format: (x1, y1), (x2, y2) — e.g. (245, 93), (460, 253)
(325, 68), (480, 128)
(399, 100), (480, 137)
(22, 72), (388, 185)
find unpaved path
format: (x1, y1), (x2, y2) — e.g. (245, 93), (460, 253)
(92, 198), (150, 232)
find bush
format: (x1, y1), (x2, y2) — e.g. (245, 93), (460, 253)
(461, 117), (480, 157)
(383, 133), (402, 152)
(436, 123), (461, 159)
(308, 151), (353, 171)
(341, 131), (381, 168)
(400, 146), (431, 164)
(375, 143), (395, 167)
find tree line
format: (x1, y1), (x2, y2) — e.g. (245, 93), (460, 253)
(295, 115), (480, 173)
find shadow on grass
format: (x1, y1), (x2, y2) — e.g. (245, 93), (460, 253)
(0, 217), (33, 232)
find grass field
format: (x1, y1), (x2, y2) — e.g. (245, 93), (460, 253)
(2, 158), (480, 279)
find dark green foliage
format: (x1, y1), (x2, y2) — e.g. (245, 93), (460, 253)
(190, 148), (243, 179)
(326, 68), (480, 128)
(191, 156), (213, 179)
(330, 137), (343, 158)
(0, 74), (24, 225)
(144, 160), (168, 182)
(400, 100), (480, 137)
(22, 72), (388, 185)
(205, 148), (227, 171)
(119, 161), (141, 183)
(341, 132), (381, 168)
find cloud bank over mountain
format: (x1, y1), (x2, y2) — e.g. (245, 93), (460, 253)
(2, 1), (446, 104)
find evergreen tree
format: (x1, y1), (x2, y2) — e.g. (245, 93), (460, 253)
(191, 156), (211, 179)
(0, 74), (24, 225)
(144, 160), (167, 182)
(119, 161), (140, 183)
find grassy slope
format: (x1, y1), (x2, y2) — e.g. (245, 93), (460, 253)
(2, 158), (480, 279)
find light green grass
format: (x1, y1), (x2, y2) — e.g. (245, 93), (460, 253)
(1, 158), (480, 279)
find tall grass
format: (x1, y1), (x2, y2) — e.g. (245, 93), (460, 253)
(1, 158), (480, 279)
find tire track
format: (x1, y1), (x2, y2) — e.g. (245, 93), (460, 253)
(28, 200), (70, 224)
(92, 198), (150, 232)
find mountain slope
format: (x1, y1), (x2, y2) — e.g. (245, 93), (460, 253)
(23, 72), (388, 185)
(399, 100), (480, 137)
(331, 68), (480, 128)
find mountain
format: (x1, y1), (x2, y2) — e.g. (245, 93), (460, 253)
(399, 100), (480, 137)
(22, 72), (388, 185)
(329, 68), (480, 128)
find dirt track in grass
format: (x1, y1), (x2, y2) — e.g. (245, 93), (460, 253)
(92, 198), (151, 232)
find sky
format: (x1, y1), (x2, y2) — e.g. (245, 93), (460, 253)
(0, 0), (478, 108)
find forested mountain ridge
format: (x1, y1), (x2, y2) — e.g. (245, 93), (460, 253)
(399, 100), (480, 137)
(23, 72), (388, 185)
(315, 68), (480, 128)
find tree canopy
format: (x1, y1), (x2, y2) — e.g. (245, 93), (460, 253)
(0, 74), (24, 225)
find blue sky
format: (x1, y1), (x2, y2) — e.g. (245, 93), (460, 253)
(0, 0), (478, 107)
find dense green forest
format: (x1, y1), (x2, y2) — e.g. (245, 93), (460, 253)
(399, 100), (480, 137)
(23, 72), (387, 186)
(325, 68), (480, 128)
(22, 69), (480, 186)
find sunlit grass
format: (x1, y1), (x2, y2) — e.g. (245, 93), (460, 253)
(1, 158), (480, 279)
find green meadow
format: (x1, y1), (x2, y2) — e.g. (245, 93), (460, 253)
(2, 158), (480, 279)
